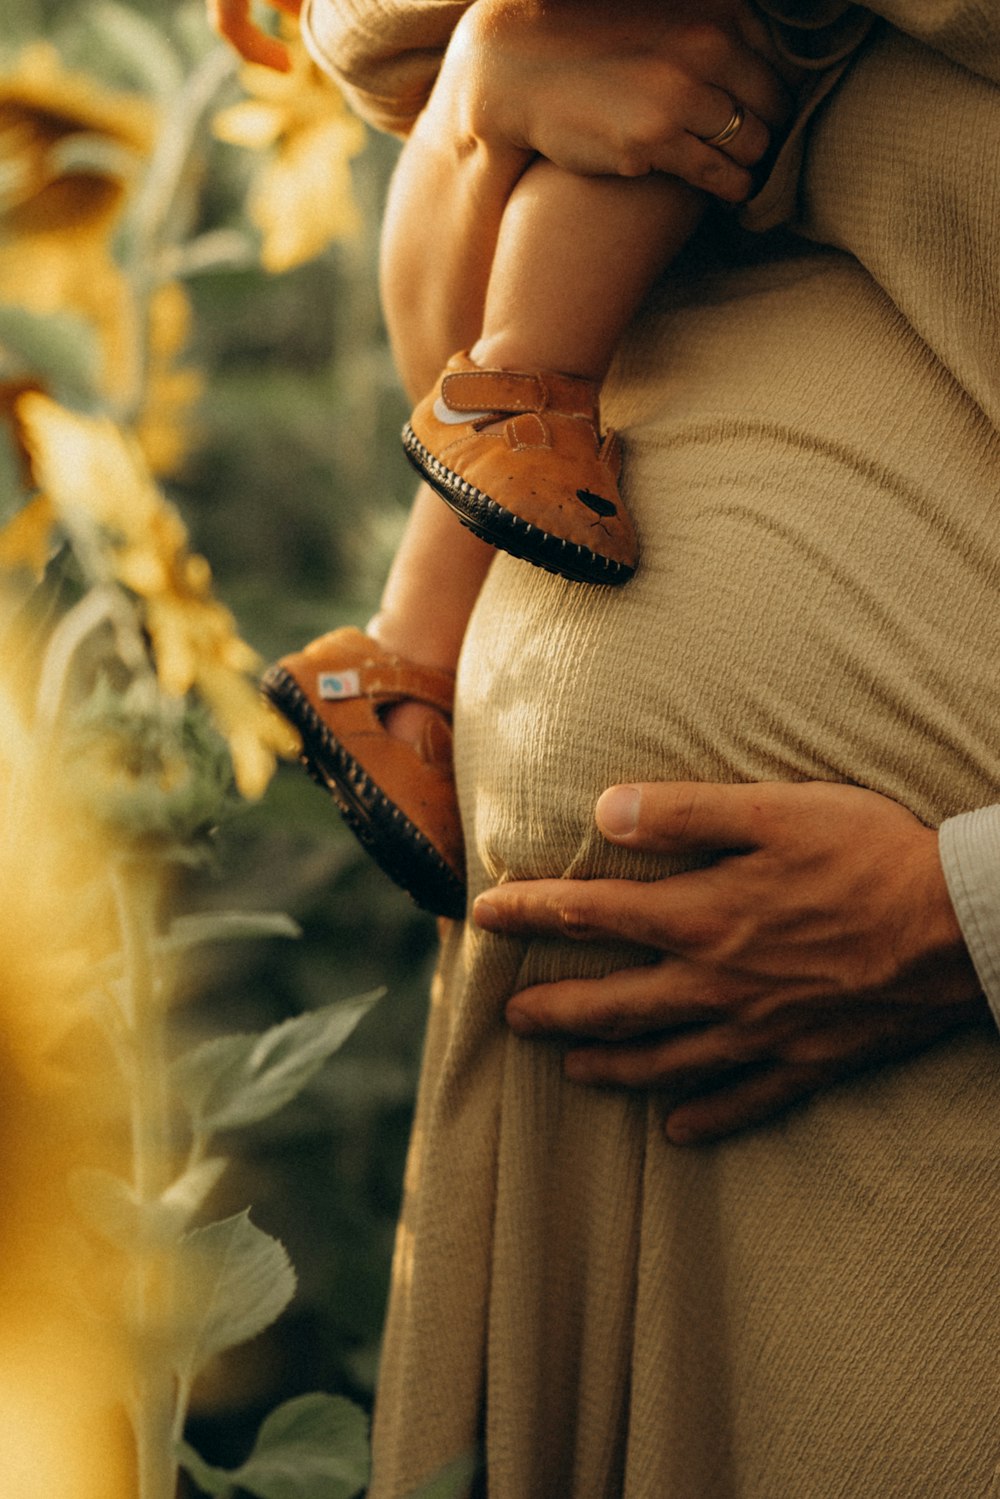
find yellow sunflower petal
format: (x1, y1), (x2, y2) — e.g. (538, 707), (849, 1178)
(0, 493), (56, 578)
(15, 393), (158, 538)
(144, 597), (198, 698)
(252, 115), (361, 272)
(146, 281), (193, 360)
(0, 43), (155, 158)
(213, 99), (287, 150)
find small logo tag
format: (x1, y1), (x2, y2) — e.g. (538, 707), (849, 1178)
(318, 669), (361, 700)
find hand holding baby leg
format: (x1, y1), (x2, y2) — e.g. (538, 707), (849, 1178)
(451, 0), (795, 200)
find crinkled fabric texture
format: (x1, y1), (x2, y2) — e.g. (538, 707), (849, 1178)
(303, 2), (1000, 1495)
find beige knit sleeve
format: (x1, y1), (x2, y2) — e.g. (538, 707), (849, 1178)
(804, 0), (1000, 83)
(301, 0), (472, 134)
(741, 2), (876, 230)
(744, 0), (1000, 227)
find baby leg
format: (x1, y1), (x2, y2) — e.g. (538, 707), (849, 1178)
(472, 157), (703, 380)
(403, 161), (705, 583)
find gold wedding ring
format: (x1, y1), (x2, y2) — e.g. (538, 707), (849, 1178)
(701, 102), (745, 150)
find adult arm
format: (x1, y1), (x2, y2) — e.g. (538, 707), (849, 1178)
(473, 781), (989, 1143)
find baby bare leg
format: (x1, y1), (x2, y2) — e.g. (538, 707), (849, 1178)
(471, 157), (703, 379)
(367, 487), (496, 669)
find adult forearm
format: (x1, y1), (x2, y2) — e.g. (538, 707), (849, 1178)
(379, 24), (532, 399)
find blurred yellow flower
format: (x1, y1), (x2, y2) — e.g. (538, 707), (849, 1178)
(0, 667), (132, 1499)
(0, 44), (156, 400)
(0, 492), (54, 577)
(214, 32), (364, 272)
(13, 392), (297, 797)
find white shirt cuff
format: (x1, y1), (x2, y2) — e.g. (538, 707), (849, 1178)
(939, 805), (1000, 1032)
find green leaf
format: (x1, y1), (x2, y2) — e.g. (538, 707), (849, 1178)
(173, 1441), (232, 1497)
(174, 1212), (296, 1380)
(70, 1159), (228, 1249)
(404, 1453), (481, 1499)
(87, 910), (299, 995)
(167, 911), (301, 952)
(173, 990), (383, 1135)
(0, 304), (101, 407)
(179, 1393), (369, 1499)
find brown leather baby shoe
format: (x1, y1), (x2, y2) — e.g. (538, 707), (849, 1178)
(261, 627), (465, 918)
(402, 352), (637, 585)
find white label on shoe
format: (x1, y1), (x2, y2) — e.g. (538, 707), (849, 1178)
(432, 397), (495, 426)
(318, 669), (361, 700)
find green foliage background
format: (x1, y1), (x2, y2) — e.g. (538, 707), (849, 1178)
(5, 0), (434, 1462)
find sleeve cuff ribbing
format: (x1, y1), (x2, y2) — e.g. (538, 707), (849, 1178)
(939, 805), (1000, 1034)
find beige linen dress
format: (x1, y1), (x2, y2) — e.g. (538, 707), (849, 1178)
(306, 2), (1000, 1493)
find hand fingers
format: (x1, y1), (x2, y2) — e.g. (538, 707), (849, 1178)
(475, 872), (725, 951)
(595, 780), (799, 853)
(658, 1006), (951, 1144)
(710, 33), (794, 131)
(651, 133), (755, 203)
(506, 960), (736, 1041)
(664, 1062), (825, 1143)
(656, 1007), (969, 1144)
(689, 87), (771, 168)
(557, 1000), (965, 1098)
(563, 1021), (768, 1088)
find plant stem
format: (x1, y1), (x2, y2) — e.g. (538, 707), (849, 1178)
(113, 863), (179, 1499)
(117, 45), (236, 424)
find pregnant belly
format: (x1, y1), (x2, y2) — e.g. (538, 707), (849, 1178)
(454, 254), (1000, 894)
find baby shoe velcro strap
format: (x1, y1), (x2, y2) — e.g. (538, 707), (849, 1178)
(442, 367), (602, 421)
(357, 658), (456, 715)
(441, 369), (546, 414)
(315, 651), (454, 715)
(540, 371), (601, 420)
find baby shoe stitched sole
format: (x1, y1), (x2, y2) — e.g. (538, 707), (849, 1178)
(261, 663), (467, 920)
(402, 424), (635, 587)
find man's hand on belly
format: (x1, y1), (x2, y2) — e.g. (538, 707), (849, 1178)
(473, 780), (988, 1143)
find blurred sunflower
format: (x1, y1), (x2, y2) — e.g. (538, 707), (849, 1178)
(133, 281), (204, 477)
(0, 43), (155, 401)
(214, 29), (364, 272)
(0, 663), (132, 1499)
(10, 392), (297, 798)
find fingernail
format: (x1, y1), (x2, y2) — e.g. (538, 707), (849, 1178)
(596, 784), (640, 839)
(505, 1003), (537, 1035)
(473, 897), (502, 931)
